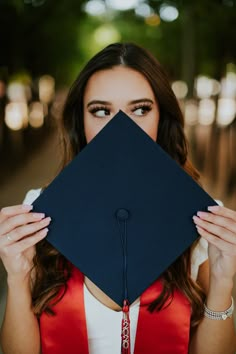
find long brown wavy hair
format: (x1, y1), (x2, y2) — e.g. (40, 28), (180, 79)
(32, 43), (205, 327)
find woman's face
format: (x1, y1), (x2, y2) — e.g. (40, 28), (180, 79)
(83, 66), (160, 143)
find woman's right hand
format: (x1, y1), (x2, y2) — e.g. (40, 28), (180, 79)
(0, 204), (51, 281)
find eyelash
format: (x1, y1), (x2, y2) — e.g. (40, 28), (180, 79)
(89, 106), (110, 115)
(89, 103), (152, 116)
(131, 103), (152, 113)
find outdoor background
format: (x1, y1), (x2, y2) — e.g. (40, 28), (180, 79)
(0, 0), (236, 348)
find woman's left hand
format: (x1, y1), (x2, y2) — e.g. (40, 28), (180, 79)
(193, 205), (236, 281)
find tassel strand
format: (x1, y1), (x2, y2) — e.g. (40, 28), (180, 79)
(121, 299), (130, 354)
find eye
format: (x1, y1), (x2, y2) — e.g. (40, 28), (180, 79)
(89, 106), (110, 118)
(132, 104), (152, 116)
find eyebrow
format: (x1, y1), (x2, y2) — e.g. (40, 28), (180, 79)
(87, 100), (111, 108)
(128, 98), (154, 105)
(86, 98), (154, 108)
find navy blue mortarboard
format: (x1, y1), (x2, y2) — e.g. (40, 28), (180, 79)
(32, 110), (216, 308)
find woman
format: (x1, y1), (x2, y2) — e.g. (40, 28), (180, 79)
(0, 42), (236, 354)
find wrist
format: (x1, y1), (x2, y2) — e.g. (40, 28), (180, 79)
(6, 274), (34, 311)
(204, 296), (234, 320)
(7, 272), (31, 289)
(206, 282), (233, 312)
(209, 275), (234, 292)
(206, 275), (233, 312)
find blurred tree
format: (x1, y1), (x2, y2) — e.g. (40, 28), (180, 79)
(0, 0), (235, 88)
(0, 0), (87, 84)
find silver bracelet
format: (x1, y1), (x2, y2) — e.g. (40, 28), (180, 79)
(204, 297), (234, 320)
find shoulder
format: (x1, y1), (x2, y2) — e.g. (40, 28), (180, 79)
(23, 188), (42, 205)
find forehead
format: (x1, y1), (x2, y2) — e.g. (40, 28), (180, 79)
(84, 66), (155, 101)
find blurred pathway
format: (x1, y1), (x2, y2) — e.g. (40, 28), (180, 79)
(0, 130), (59, 352)
(0, 130), (60, 209)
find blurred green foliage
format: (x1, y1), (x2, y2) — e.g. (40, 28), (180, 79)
(0, 0), (235, 89)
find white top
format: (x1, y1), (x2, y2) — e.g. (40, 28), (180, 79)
(84, 284), (139, 354)
(23, 188), (209, 354)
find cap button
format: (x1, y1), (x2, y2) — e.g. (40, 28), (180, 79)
(116, 208), (130, 221)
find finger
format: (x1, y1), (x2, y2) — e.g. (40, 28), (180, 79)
(196, 226), (236, 256)
(195, 211), (236, 234)
(0, 204), (33, 217)
(0, 212), (46, 236)
(0, 204), (33, 224)
(14, 228), (49, 253)
(1, 217), (51, 245)
(2, 228), (49, 257)
(207, 205), (236, 222)
(193, 216), (236, 244)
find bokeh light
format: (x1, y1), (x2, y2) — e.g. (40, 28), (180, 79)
(0, 80), (6, 98)
(39, 75), (55, 104)
(84, 0), (107, 16)
(211, 79), (221, 96)
(172, 81), (188, 99)
(135, 3), (153, 18)
(29, 102), (44, 128)
(106, 0), (141, 11)
(220, 72), (236, 98)
(145, 14), (161, 26)
(93, 25), (121, 46)
(7, 83), (27, 102)
(184, 100), (198, 126)
(159, 4), (179, 22)
(216, 98), (236, 126)
(198, 99), (216, 126)
(195, 76), (214, 99)
(4, 103), (28, 131)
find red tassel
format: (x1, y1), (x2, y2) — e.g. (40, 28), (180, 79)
(121, 299), (131, 354)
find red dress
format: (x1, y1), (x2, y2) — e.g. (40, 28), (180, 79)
(40, 265), (191, 354)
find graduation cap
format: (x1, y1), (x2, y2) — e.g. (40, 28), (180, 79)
(32, 110), (216, 352)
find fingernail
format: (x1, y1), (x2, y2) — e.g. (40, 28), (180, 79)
(22, 204), (33, 210)
(208, 205), (219, 211)
(32, 213), (45, 219)
(39, 228), (49, 236)
(197, 211), (205, 217)
(192, 215), (198, 221)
